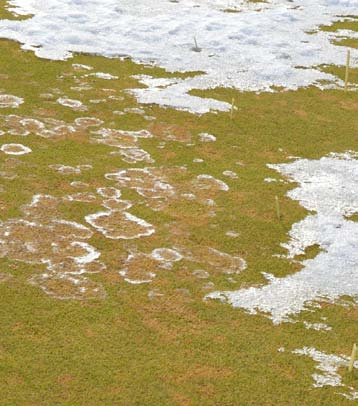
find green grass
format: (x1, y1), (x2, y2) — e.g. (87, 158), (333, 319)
(0, 0), (30, 20)
(318, 19), (358, 48)
(0, 17), (357, 406)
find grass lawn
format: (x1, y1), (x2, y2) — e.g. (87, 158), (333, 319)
(0, 9), (357, 405)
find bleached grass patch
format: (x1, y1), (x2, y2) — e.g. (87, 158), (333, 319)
(151, 248), (183, 263)
(119, 251), (176, 284)
(0, 143), (32, 155)
(0, 113), (108, 139)
(49, 164), (92, 175)
(183, 246), (247, 275)
(111, 148), (154, 164)
(119, 248), (182, 284)
(2, 1), (357, 113)
(18, 118), (44, 134)
(292, 347), (358, 400)
(105, 166), (232, 217)
(206, 153), (358, 324)
(74, 117), (103, 128)
(29, 273), (106, 300)
(85, 210), (155, 240)
(105, 167), (175, 200)
(124, 107), (146, 115)
(96, 187), (122, 199)
(91, 128), (152, 150)
(0, 194), (106, 300)
(0, 272), (13, 282)
(70, 181), (90, 188)
(65, 192), (97, 203)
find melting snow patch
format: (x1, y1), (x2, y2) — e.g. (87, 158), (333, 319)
(72, 63), (93, 71)
(74, 117), (103, 127)
(105, 167), (174, 200)
(0, 143), (32, 155)
(57, 97), (86, 110)
(0, 2), (355, 111)
(195, 174), (229, 191)
(206, 153), (358, 324)
(3, 0), (356, 112)
(292, 347), (358, 400)
(101, 198), (132, 211)
(70, 181), (89, 188)
(65, 192), (97, 203)
(112, 148), (154, 164)
(223, 170), (238, 179)
(29, 273), (106, 300)
(119, 252), (162, 284)
(91, 128), (151, 149)
(226, 230), (240, 238)
(19, 118), (45, 133)
(86, 72), (118, 80)
(131, 75), (230, 114)
(70, 242), (101, 265)
(264, 177), (283, 183)
(303, 321), (332, 331)
(119, 247), (184, 284)
(119, 271), (156, 284)
(193, 269), (210, 279)
(0, 94), (24, 108)
(151, 248), (183, 263)
(199, 132), (216, 142)
(97, 187), (121, 199)
(0, 193), (106, 300)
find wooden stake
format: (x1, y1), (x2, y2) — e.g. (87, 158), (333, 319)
(193, 36), (201, 52)
(230, 98), (235, 120)
(275, 196), (281, 220)
(344, 49), (350, 92)
(348, 343), (357, 372)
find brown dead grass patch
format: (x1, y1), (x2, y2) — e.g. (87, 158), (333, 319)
(170, 365), (233, 385)
(198, 144), (225, 161)
(57, 374), (74, 385)
(294, 109), (308, 118)
(171, 392), (193, 406)
(340, 100), (358, 110)
(149, 122), (192, 143)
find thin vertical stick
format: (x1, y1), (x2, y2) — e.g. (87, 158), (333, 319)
(348, 343), (357, 372)
(230, 98), (235, 120)
(344, 49), (350, 92)
(275, 196), (281, 220)
(193, 36), (199, 51)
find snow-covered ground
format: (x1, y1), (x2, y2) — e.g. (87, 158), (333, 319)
(206, 153), (358, 324)
(0, 0), (357, 112)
